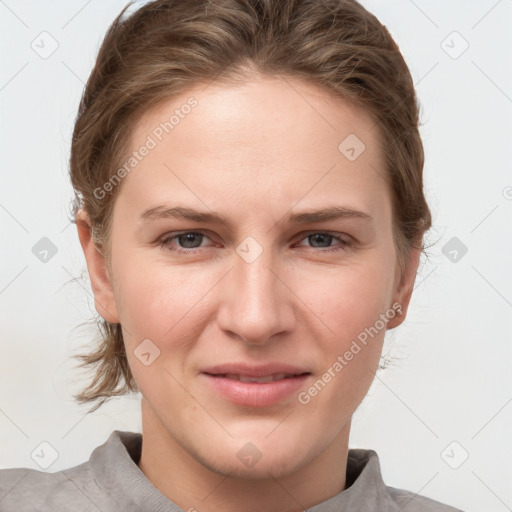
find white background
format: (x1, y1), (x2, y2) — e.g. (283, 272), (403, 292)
(1, 1), (511, 511)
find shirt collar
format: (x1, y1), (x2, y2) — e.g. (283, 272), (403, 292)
(91, 430), (395, 511)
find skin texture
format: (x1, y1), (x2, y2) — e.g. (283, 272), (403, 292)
(77, 74), (420, 512)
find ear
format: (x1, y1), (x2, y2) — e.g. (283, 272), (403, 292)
(386, 246), (421, 329)
(75, 209), (120, 324)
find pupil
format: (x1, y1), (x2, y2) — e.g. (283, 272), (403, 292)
(179, 233), (201, 248)
(310, 234), (331, 247)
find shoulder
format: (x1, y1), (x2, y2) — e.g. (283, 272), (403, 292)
(345, 448), (465, 512)
(0, 461), (100, 511)
(0, 430), (141, 512)
(386, 485), (465, 511)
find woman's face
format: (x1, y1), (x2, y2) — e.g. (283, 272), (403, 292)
(82, 75), (419, 479)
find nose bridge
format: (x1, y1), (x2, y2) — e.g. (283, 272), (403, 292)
(218, 238), (293, 344)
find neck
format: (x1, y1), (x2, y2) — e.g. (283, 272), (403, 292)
(137, 399), (350, 512)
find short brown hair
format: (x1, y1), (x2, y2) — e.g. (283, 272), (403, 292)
(70, 0), (431, 411)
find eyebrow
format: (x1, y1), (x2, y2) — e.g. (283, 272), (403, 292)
(140, 204), (372, 227)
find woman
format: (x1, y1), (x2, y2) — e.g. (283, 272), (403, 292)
(0, 0), (463, 510)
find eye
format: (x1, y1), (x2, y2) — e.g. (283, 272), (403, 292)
(296, 232), (352, 252)
(157, 230), (352, 255)
(158, 231), (212, 253)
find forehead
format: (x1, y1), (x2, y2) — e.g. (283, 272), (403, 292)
(132, 74), (380, 158)
(118, 75), (390, 221)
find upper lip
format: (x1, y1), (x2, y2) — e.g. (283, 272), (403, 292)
(201, 363), (311, 378)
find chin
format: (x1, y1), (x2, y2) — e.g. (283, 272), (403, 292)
(195, 432), (311, 481)
(209, 451), (304, 481)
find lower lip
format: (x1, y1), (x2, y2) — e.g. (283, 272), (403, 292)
(201, 373), (310, 407)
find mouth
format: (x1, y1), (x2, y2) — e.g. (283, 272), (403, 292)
(200, 364), (311, 407)
(207, 372), (308, 383)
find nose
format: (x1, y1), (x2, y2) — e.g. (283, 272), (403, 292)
(216, 242), (295, 346)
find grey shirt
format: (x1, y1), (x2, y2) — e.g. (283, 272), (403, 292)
(0, 430), (463, 511)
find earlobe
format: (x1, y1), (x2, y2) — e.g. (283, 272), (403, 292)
(75, 210), (120, 324)
(386, 247), (421, 329)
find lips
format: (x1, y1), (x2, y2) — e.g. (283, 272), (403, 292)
(219, 372), (298, 383)
(201, 363), (311, 407)
(202, 362), (310, 379)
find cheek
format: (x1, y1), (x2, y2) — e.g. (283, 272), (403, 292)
(116, 262), (215, 403)
(297, 265), (392, 415)
(113, 255), (217, 346)
(114, 247), (395, 346)
(303, 257), (395, 341)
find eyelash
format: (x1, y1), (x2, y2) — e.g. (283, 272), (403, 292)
(157, 231), (352, 254)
